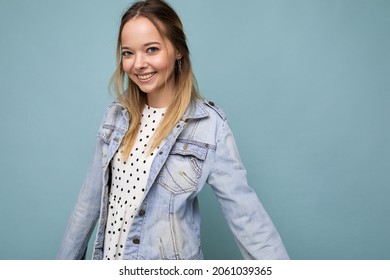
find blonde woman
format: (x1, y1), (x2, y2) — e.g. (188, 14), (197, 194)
(57, 0), (289, 260)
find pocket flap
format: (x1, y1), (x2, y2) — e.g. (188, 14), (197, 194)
(97, 124), (123, 144)
(170, 141), (208, 161)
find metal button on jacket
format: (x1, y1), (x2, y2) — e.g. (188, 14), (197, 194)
(132, 238), (140, 245)
(138, 209), (146, 217)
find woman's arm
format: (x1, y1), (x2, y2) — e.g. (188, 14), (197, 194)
(207, 120), (289, 260)
(56, 131), (105, 259)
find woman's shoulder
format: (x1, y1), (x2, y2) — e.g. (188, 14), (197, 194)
(194, 98), (227, 121)
(106, 97), (124, 110)
(99, 98), (127, 126)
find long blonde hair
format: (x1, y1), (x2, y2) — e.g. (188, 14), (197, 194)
(110, 0), (202, 159)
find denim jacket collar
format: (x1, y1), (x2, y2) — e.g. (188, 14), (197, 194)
(111, 97), (210, 124)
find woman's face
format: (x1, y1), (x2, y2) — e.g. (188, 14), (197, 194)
(121, 16), (180, 107)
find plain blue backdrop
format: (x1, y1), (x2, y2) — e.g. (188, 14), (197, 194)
(0, 0), (389, 259)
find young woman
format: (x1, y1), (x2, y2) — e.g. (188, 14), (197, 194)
(57, 0), (289, 260)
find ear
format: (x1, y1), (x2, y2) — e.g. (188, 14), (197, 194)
(176, 51), (182, 60)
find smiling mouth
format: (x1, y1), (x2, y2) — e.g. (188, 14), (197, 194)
(137, 72), (156, 82)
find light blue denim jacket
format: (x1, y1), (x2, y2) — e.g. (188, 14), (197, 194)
(57, 98), (289, 260)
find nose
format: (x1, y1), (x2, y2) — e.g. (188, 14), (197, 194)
(134, 53), (147, 71)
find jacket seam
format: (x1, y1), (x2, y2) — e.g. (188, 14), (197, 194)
(209, 119), (227, 176)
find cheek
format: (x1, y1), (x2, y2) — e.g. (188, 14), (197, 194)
(152, 55), (173, 71)
(122, 60), (133, 74)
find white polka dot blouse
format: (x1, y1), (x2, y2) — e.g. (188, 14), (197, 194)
(103, 105), (166, 260)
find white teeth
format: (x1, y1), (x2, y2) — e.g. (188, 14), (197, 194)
(138, 73), (155, 80)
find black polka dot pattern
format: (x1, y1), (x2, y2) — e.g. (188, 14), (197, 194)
(103, 105), (166, 260)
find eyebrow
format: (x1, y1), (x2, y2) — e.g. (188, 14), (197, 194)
(144, 42), (161, 47)
(122, 42), (162, 49)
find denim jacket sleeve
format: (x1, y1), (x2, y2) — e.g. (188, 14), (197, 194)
(207, 120), (289, 260)
(56, 123), (105, 259)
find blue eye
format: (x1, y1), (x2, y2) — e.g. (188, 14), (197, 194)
(147, 47), (159, 53)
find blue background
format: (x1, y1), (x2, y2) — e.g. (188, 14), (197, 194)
(0, 0), (389, 260)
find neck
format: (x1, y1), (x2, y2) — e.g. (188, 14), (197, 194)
(146, 90), (174, 108)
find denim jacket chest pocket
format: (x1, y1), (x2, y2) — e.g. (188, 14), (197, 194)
(158, 140), (208, 195)
(97, 124), (125, 170)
